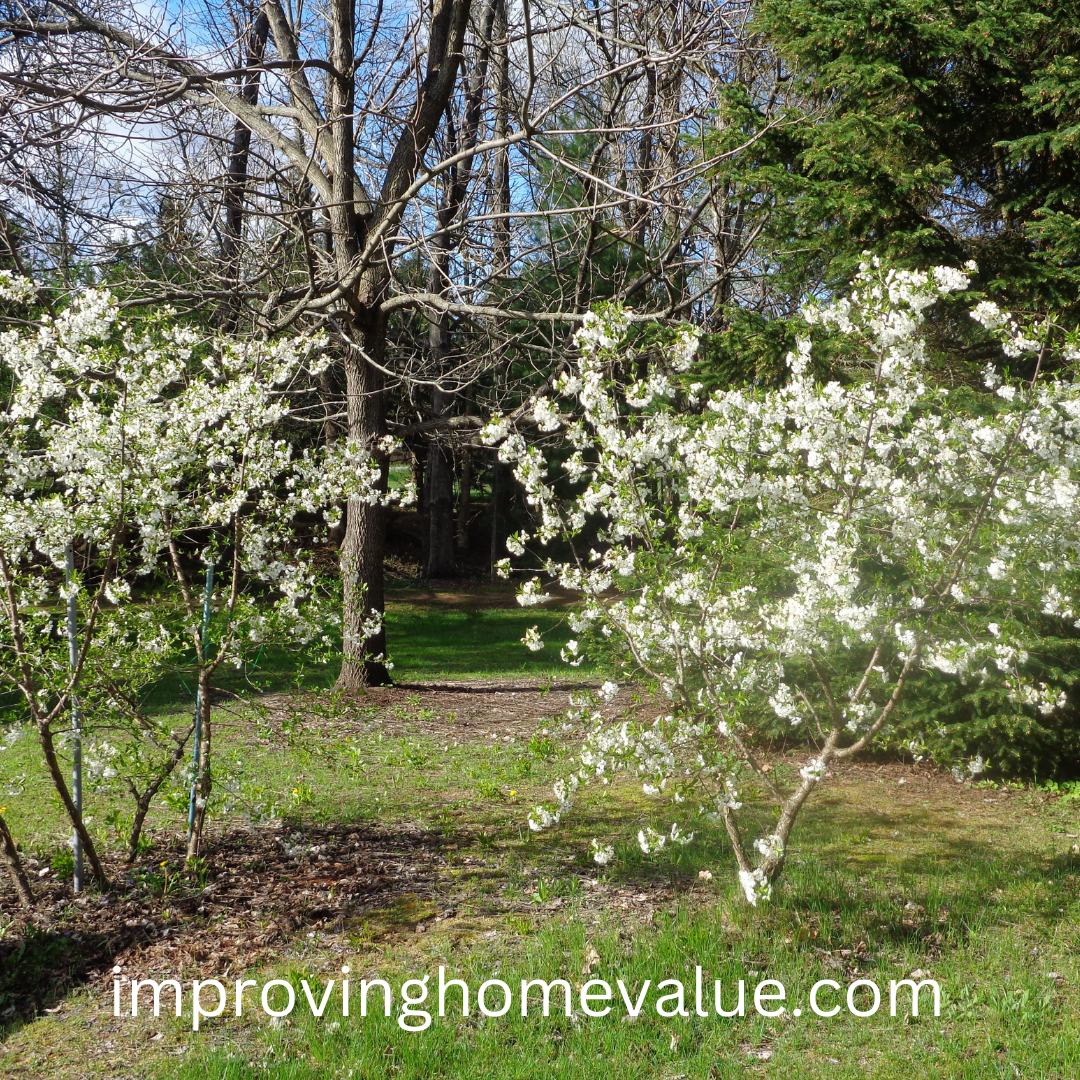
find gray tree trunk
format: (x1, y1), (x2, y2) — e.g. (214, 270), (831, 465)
(338, 320), (393, 688)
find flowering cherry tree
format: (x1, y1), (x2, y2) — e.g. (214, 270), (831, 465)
(483, 261), (1080, 904)
(0, 273), (403, 881)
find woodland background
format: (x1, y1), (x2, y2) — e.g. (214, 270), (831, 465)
(0, 1), (1078, 1076)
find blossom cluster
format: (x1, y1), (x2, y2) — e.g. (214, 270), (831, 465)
(0, 282), (404, 830)
(489, 259), (1080, 901)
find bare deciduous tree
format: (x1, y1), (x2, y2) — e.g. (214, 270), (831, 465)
(0, 0), (791, 684)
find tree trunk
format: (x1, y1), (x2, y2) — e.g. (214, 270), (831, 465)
(457, 449), (472, 553)
(186, 667), (212, 861)
(412, 449), (426, 521)
(127, 727), (192, 862)
(489, 456), (503, 579)
(491, 0), (511, 279)
(337, 315), (393, 687)
(328, 0), (392, 687)
(218, 10), (269, 331)
(128, 793), (154, 864)
(425, 435), (457, 577)
(421, 8), (495, 579)
(37, 722), (108, 889)
(0, 812), (34, 909)
(424, 251), (458, 578)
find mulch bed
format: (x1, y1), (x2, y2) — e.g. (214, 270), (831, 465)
(0, 821), (455, 1021)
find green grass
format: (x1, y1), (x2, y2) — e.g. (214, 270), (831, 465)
(2, 594), (1079, 1078)
(170, 768), (1080, 1078)
(124, 586), (593, 714)
(0, 584), (595, 871)
(10, 763), (1074, 1080)
(155, 892), (1078, 1080)
(385, 599), (591, 680)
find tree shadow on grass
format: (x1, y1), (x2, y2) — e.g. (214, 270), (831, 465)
(555, 782), (1076, 965)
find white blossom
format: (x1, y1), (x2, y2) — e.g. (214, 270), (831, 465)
(517, 577), (553, 607)
(637, 826), (665, 854)
(532, 397), (563, 432)
(0, 285), (395, 838)
(738, 868), (772, 907)
(493, 264), (1080, 905)
(590, 839), (615, 865)
(0, 270), (35, 304)
(479, 414), (511, 444)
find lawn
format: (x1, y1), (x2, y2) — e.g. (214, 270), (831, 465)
(0, 591), (1078, 1080)
(126, 583), (587, 713)
(383, 583), (591, 681)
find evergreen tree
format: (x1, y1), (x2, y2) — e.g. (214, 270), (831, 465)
(755, 0), (1080, 315)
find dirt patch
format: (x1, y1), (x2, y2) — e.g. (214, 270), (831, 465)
(262, 678), (632, 741)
